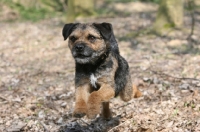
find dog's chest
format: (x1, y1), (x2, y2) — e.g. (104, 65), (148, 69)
(90, 74), (99, 89)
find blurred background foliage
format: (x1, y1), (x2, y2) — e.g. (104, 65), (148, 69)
(0, 0), (199, 21)
(0, 0), (162, 22)
(0, 0), (67, 21)
(0, 0), (199, 35)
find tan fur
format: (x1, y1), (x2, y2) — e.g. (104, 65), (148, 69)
(67, 23), (142, 119)
(87, 84), (115, 119)
(73, 84), (90, 117)
(133, 84), (142, 98)
(68, 25), (105, 52)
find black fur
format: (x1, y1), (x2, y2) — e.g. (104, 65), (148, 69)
(113, 53), (129, 96)
(93, 23), (119, 54)
(62, 23), (78, 40)
(63, 22), (130, 97)
(93, 23), (129, 96)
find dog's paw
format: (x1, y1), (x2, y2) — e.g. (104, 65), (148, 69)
(87, 104), (101, 119)
(73, 112), (86, 118)
(87, 111), (98, 119)
(87, 113), (97, 119)
(73, 108), (87, 118)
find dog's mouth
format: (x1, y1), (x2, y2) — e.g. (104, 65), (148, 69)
(73, 53), (92, 64)
(72, 47), (93, 60)
(74, 54), (91, 59)
(71, 46), (106, 64)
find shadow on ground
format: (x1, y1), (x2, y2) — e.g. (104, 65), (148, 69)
(59, 116), (121, 132)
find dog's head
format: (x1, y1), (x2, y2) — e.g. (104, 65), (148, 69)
(62, 23), (114, 64)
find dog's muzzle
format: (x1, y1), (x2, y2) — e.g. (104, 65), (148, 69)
(72, 43), (93, 60)
(75, 44), (85, 52)
(71, 43), (106, 64)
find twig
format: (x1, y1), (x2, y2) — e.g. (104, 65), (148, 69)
(0, 95), (10, 102)
(38, 121), (49, 132)
(108, 119), (132, 132)
(147, 62), (200, 81)
(80, 119), (90, 125)
(114, 102), (133, 110)
(149, 68), (200, 81)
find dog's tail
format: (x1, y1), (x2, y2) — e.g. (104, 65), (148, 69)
(133, 84), (142, 98)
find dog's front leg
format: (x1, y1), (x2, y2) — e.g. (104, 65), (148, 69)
(87, 84), (115, 119)
(73, 84), (90, 118)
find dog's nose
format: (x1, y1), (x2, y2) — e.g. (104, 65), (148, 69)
(75, 44), (84, 52)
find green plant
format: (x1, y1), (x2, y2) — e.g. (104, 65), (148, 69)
(140, 0), (160, 3)
(104, 0), (160, 3)
(1, 0), (57, 21)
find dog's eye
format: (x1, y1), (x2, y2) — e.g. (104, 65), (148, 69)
(88, 35), (96, 42)
(69, 36), (77, 42)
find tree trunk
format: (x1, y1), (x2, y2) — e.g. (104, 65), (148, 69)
(194, 0), (200, 6)
(153, 0), (184, 35)
(66, 0), (95, 22)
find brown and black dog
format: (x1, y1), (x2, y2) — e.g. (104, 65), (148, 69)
(62, 22), (142, 119)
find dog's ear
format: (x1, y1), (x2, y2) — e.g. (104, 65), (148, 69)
(93, 22), (113, 40)
(62, 23), (78, 40)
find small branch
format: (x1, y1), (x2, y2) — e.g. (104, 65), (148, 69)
(38, 121), (49, 132)
(114, 102), (132, 110)
(80, 119), (90, 126)
(147, 62), (200, 82)
(0, 95), (7, 101)
(0, 95), (10, 102)
(108, 119), (132, 132)
(149, 68), (200, 81)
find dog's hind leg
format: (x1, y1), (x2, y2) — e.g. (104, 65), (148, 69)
(119, 74), (142, 102)
(133, 84), (142, 98)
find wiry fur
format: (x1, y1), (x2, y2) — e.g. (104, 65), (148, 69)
(62, 22), (142, 119)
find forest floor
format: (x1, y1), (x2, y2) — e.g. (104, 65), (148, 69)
(0, 2), (200, 132)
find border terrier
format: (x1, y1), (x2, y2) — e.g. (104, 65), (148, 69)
(62, 22), (142, 119)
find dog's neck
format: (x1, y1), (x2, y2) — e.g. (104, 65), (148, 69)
(100, 50), (109, 60)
